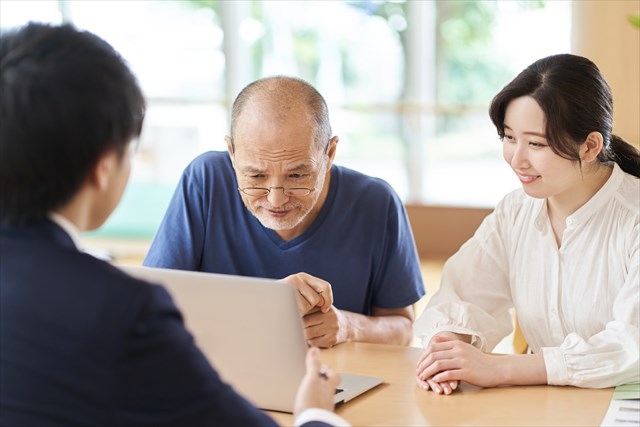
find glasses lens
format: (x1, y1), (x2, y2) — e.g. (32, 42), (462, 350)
(284, 188), (312, 197)
(241, 188), (269, 196)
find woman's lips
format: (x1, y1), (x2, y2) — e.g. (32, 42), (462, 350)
(517, 173), (540, 184)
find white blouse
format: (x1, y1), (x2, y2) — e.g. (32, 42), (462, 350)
(414, 163), (639, 388)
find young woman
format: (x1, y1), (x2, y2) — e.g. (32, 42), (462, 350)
(414, 53), (639, 394)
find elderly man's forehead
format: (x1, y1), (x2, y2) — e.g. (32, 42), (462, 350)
(237, 96), (313, 123)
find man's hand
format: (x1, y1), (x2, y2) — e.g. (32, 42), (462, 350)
(302, 305), (350, 348)
(304, 305), (415, 348)
(279, 273), (333, 316)
(294, 347), (341, 417)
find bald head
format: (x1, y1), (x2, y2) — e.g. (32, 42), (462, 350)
(229, 76), (332, 152)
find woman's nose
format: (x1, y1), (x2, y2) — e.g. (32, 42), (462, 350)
(509, 142), (529, 169)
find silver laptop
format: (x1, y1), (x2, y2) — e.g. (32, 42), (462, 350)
(118, 265), (383, 413)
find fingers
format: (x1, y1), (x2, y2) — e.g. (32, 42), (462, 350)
(294, 347), (340, 416)
(416, 347), (442, 378)
(415, 342), (462, 391)
(417, 356), (458, 382)
(297, 273), (334, 311)
(279, 274), (323, 315)
(280, 273), (333, 315)
(415, 334), (469, 396)
(416, 375), (458, 395)
(416, 335), (460, 374)
(303, 310), (337, 348)
(306, 334), (334, 349)
(429, 378), (455, 395)
(305, 346), (322, 372)
(299, 288), (325, 315)
(416, 376), (431, 391)
(416, 349), (430, 365)
(427, 378), (442, 394)
(306, 347), (340, 388)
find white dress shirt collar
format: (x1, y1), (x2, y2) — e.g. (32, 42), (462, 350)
(48, 212), (83, 250)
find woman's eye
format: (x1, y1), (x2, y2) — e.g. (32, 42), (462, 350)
(529, 142), (547, 148)
(503, 134), (515, 141)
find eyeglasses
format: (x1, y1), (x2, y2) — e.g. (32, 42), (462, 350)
(238, 186), (315, 197)
(237, 144), (331, 198)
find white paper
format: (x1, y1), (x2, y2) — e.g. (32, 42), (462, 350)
(601, 398), (640, 427)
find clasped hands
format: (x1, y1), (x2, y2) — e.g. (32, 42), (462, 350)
(279, 272), (348, 348)
(415, 332), (502, 395)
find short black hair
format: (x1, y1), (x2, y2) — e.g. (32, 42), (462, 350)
(0, 22), (145, 225)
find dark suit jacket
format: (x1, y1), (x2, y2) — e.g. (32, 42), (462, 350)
(0, 220), (329, 426)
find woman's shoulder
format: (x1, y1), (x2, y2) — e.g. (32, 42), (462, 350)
(615, 169), (640, 214)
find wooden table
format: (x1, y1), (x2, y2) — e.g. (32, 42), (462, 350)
(266, 342), (613, 426)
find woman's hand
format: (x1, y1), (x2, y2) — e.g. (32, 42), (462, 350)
(415, 333), (463, 394)
(416, 334), (507, 392)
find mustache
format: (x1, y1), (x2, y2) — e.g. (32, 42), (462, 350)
(255, 201), (304, 210)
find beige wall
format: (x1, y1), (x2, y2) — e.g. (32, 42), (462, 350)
(572, 0), (640, 147)
(405, 204), (492, 260)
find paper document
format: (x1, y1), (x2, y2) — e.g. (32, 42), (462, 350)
(601, 383), (640, 427)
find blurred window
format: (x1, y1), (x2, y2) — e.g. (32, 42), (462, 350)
(0, 0), (571, 238)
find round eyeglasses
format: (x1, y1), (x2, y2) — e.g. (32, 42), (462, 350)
(238, 186), (315, 197)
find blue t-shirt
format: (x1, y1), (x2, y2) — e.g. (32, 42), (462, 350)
(144, 151), (425, 315)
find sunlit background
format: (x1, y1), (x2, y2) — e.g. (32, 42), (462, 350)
(1, 0), (573, 239)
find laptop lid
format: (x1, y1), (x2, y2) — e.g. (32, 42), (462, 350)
(118, 265), (383, 413)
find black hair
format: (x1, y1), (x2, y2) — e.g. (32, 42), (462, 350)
(0, 22), (145, 225)
(489, 53), (639, 177)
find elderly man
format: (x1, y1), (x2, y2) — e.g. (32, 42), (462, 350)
(1, 24), (344, 426)
(144, 76), (425, 347)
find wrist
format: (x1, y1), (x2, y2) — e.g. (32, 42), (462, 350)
(495, 353), (547, 386)
(434, 331), (472, 344)
(339, 310), (355, 344)
(496, 354), (516, 386)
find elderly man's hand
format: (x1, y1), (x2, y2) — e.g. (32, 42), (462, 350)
(279, 272), (334, 316)
(302, 305), (350, 348)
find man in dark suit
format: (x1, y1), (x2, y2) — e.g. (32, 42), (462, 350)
(0, 22), (347, 426)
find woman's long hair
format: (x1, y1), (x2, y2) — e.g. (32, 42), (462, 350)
(489, 53), (639, 178)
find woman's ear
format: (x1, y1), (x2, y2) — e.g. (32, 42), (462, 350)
(581, 131), (604, 162)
